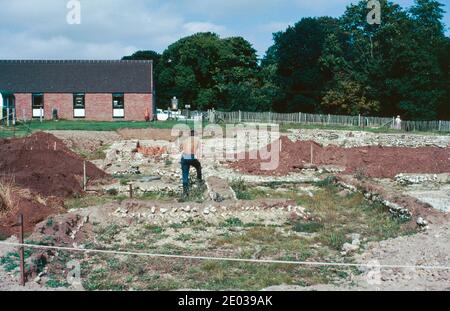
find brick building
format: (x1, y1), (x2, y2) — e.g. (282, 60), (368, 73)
(0, 60), (154, 122)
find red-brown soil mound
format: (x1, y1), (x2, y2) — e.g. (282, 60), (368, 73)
(230, 136), (450, 178)
(0, 132), (109, 237)
(0, 132), (108, 197)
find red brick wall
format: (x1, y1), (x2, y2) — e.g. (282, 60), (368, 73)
(44, 93), (73, 120)
(85, 93), (113, 121)
(14, 93), (32, 120)
(12, 92), (153, 121)
(124, 93), (152, 121)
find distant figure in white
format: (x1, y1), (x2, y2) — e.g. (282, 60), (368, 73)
(395, 115), (402, 130)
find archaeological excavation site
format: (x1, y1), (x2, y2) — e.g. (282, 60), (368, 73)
(0, 125), (448, 291)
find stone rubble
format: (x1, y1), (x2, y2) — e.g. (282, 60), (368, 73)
(111, 203), (311, 227)
(395, 173), (439, 185)
(288, 129), (450, 148)
(338, 181), (412, 220)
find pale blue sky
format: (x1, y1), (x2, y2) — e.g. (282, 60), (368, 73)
(0, 0), (448, 59)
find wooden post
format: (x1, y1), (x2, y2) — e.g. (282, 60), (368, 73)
(129, 183), (133, 199)
(310, 143), (314, 165)
(18, 214), (25, 286)
(6, 107), (10, 127)
(83, 161), (87, 191)
(438, 120), (442, 132)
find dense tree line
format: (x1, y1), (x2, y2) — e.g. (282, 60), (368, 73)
(123, 0), (449, 120)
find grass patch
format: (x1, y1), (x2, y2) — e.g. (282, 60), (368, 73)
(73, 144), (110, 160)
(143, 225), (165, 234)
(180, 178), (207, 203)
(175, 233), (193, 242)
(230, 178), (253, 200)
(95, 224), (122, 243)
(292, 221), (323, 233)
(0, 250), (33, 272)
(64, 194), (126, 210)
(220, 217), (244, 228)
(0, 120), (199, 139)
(46, 279), (70, 288)
(140, 191), (178, 201)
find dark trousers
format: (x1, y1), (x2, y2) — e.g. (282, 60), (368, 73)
(181, 157), (202, 193)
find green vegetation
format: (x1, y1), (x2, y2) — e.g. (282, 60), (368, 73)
(62, 181), (413, 291)
(220, 217), (244, 228)
(0, 250), (33, 272)
(143, 225), (165, 235)
(74, 144), (110, 160)
(0, 119), (197, 139)
(64, 194), (127, 210)
(179, 178), (207, 203)
(292, 221), (323, 233)
(46, 279), (70, 288)
(249, 183), (413, 247)
(229, 178), (253, 200)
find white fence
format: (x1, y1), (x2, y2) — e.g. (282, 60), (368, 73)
(209, 110), (450, 133)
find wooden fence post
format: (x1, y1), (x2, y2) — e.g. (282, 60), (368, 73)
(19, 214), (25, 286)
(6, 107), (10, 127)
(83, 161), (87, 191)
(129, 183), (134, 199)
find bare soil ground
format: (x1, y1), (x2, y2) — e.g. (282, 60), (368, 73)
(0, 132), (109, 236)
(264, 221), (450, 291)
(46, 130), (121, 154)
(117, 128), (177, 142)
(231, 136), (450, 178)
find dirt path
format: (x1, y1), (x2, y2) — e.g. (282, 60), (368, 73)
(264, 221), (450, 291)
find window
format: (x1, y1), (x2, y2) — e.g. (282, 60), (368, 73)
(73, 93), (85, 118)
(112, 93), (125, 118)
(32, 93), (44, 118)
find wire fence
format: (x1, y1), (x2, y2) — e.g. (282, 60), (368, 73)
(209, 110), (450, 133)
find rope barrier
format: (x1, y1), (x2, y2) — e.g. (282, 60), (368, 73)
(1, 241), (449, 271)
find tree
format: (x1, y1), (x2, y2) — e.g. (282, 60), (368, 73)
(319, 0), (448, 119)
(321, 75), (380, 115)
(267, 17), (341, 113)
(157, 32), (262, 111)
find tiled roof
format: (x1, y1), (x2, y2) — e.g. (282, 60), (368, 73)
(0, 60), (153, 93)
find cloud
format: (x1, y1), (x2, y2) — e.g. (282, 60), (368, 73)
(182, 22), (227, 35)
(0, 0), (448, 59)
(258, 21), (293, 33)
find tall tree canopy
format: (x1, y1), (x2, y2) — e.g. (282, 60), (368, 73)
(266, 17), (341, 113)
(124, 0), (449, 120)
(264, 0), (449, 119)
(157, 32), (264, 111)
